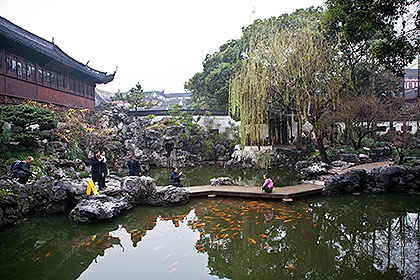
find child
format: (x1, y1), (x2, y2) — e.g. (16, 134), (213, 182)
(261, 174), (274, 193)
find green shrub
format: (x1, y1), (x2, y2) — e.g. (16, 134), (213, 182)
(0, 104), (57, 145)
(201, 139), (216, 159)
(79, 171), (90, 179)
(65, 141), (84, 160)
(0, 187), (13, 197)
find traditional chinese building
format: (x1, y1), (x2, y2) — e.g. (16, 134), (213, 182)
(404, 69), (418, 90)
(0, 16), (115, 110)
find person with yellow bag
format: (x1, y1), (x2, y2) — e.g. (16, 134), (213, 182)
(90, 151), (102, 189)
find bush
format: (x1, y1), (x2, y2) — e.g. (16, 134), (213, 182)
(79, 171), (90, 179)
(201, 139), (216, 159)
(65, 141), (85, 160)
(0, 104), (57, 145)
(0, 187), (13, 197)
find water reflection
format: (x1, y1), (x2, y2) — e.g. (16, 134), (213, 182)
(0, 195), (419, 279)
(147, 164), (300, 187)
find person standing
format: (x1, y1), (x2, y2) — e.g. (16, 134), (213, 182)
(12, 156), (37, 184)
(170, 167), (183, 187)
(127, 156), (142, 176)
(90, 151), (102, 190)
(261, 174), (274, 193)
(99, 151), (108, 189)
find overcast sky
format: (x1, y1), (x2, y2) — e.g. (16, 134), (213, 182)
(0, 0), (325, 93)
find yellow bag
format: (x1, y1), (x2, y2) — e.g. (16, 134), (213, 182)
(87, 179), (99, 196)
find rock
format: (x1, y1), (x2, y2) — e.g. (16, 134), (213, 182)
(120, 176), (157, 205)
(323, 169), (368, 196)
(52, 168), (66, 179)
(46, 141), (67, 153)
(300, 162), (331, 180)
(210, 177), (234, 186)
(366, 165), (412, 193)
(295, 161), (309, 169)
(370, 146), (392, 161)
(331, 161), (353, 168)
(323, 164), (420, 196)
(144, 186), (190, 206)
(338, 154), (361, 164)
(69, 195), (131, 223)
(102, 176), (123, 196)
(358, 153), (371, 163)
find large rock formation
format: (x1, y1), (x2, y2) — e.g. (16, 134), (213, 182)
(225, 146), (308, 169)
(0, 175), (190, 227)
(323, 165), (420, 196)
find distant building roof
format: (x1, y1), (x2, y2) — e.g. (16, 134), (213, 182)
(405, 87), (419, 102)
(405, 69), (418, 78)
(165, 92), (190, 98)
(0, 16), (115, 84)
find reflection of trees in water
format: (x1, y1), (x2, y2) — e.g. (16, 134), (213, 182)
(0, 196), (419, 279)
(148, 164), (299, 187)
(0, 204), (194, 280)
(188, 196), (420, 279)
(0, 213), (122, 280)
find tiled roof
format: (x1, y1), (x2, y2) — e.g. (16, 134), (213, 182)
(0, 16), (115, 84)
(405, 69), (418, 78)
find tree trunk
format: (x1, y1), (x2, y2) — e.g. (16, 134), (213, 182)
(296, 120), (302, 150)
(329, 123), (335, 146)
(316, 135), (330, 164)
(372, 120), (377, 140)
(281, 115), (288, 145)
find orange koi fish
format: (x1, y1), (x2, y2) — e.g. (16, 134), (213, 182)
(248, 238), (256, 244)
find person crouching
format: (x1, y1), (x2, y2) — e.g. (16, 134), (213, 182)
(261, 174), (274, 193)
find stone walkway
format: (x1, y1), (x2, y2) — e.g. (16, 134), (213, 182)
(187, 184), (323, 202)
(341, 161), (392, 173)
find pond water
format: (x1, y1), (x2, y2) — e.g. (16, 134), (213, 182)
(147, 164), (300, 187)
(1, 194), (419, 279)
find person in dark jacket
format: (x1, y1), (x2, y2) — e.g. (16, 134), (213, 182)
(127, 156), (142, 176)
(90, 151), (102, 190)
(170, 167), (183, 187)
(99, 151), (108, 189)
(12, 156), (36, 184)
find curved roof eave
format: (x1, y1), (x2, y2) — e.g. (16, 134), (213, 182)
(0, 16), (115, 84)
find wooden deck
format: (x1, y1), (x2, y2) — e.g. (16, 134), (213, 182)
(186, 184), (323, 202)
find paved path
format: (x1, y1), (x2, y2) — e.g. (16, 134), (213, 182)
(340, 161), (392, 173)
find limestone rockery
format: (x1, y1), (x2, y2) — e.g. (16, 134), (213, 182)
(0, 175), (189, 227)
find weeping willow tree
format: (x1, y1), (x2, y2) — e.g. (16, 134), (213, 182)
(230, 24), (343, 163)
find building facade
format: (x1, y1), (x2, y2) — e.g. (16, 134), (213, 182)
(404, 69), (418, 90)
(0, 16), (114, 110)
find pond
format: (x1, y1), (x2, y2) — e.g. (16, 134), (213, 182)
(146, 164), (300, 187)
(0, 194), (419, 279)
